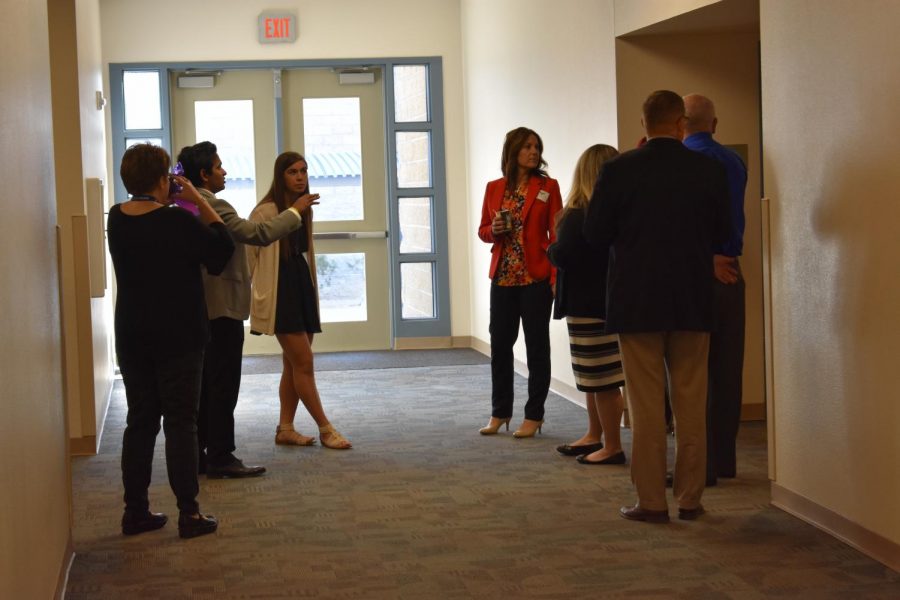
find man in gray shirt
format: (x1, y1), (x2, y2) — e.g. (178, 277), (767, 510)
(178, 141), (312, 478)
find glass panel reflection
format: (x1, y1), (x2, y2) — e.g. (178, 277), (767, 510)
(399, 197), (433, 254)
(401, 262), (435, 319)
(195, 100), (257, 217)
(123, 71), (162, 130)
(396, 131), (431, 188)
(316, 252), (367, 323)
(303, 98), (363, 222)
(393, 65), (428, 123)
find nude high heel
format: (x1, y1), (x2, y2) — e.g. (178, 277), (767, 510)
(513, 419), (544, 438)
(479, 417), (511, 435)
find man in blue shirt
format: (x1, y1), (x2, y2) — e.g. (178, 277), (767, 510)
(683, 94), (747, 486)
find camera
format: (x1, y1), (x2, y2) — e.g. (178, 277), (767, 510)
(168, 161), (184, 197)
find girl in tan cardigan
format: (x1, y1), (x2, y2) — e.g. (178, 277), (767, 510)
(248, 152), (351, 450)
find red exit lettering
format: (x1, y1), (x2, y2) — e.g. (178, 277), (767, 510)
(265, 17), (290, 39)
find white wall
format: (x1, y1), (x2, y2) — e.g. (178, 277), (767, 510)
(0, 0), (72, 596)
(99, 0), (472, 337)
(460, 0), (618, 393)
(761, 0), (900, 547)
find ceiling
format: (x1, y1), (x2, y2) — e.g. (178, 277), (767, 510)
(623, 0), (759, 37)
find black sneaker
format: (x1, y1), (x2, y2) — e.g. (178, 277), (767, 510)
(121, 510), (168, 536)
(178, 512), (218, 539)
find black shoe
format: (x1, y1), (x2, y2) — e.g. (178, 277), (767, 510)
(619, 505), (670, 524)
(666, 471), (717, 487)
(178, 513), (218, 539)
(678, 505), (705, 521)
(206, 458), (266, 479)
(577, 451), (626, 465)
(122, 510), (168, 536)
(556, 442), (603, 456)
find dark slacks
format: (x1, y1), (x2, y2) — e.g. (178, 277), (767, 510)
(198, 317), (245, 465)
(707, 263), (746, 481)
(120, 349), (204, 515)
(489, 280), (553, 421)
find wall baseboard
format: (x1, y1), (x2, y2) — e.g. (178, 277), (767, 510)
(771, 482), (900, 573)
(69, 435), (97, 456)
(56, 535), (74, 600)
(393, 336), (474, 350)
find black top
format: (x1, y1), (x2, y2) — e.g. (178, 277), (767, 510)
(584, 137), (732, 333)
(108, 204), (234, 360)
(547, 207), (609, 320)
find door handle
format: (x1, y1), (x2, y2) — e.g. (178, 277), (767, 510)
(313, 231), (388, 240)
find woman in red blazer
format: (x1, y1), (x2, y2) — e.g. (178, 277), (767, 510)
(477, 127), (563, 438)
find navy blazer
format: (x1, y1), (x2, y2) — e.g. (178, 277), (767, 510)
(583, 137), (732, 333)
(547, 207), (609, 320)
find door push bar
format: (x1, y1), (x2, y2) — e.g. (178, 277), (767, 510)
(312, 231), (388, 240)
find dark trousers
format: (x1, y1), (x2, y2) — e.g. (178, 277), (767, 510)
(489, 280), (553, 421)
(120, 349), (203, 515)
(707, 263), (746, 481)
(198, 317), (245, 465)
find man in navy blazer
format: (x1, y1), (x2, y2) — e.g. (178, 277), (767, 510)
(584, 90), (732, 523)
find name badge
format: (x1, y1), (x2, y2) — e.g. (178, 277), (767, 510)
(536, 190), (550, 203)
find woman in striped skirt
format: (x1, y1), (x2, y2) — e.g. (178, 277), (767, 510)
(547, 144), (626, 465)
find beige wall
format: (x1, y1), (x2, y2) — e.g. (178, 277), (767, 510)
(761, 0), (900, 546)
(0, 0), (72, 597)
(460, 0), (619, 394)
(99, 0), (472, 337)
(50, 0), (113, 451)
(615, 31), (765, 413)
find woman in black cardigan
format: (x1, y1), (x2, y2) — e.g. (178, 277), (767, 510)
(547, 144), (626, 465)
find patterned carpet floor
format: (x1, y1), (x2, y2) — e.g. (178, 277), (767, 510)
(67, 361), (900, 599)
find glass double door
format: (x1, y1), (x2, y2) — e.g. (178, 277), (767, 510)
(171, 68), (390, 352)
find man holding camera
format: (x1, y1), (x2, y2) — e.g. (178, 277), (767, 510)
(178, 141), (305, 479)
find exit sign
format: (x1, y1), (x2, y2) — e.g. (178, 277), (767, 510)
(258, 11), (297, 44)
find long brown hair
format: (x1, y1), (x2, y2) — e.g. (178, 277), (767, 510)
(261, 151), (309, 257)
(501, 127), (548, 194)
(555, 144), (618, 230)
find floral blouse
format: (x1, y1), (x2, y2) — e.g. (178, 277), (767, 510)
(495, 185), (534, 287)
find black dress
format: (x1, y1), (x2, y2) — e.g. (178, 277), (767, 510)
(274, 222), (322, 334)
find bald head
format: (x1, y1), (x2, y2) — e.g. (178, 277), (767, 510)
(683, 93), (717, 136)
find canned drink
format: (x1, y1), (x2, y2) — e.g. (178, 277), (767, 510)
(498, 209), (512, 232)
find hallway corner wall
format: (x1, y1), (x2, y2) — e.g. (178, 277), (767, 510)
(760, 0), (900, 556)
(0, 0), (73, 597)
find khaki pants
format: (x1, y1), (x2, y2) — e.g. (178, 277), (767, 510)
(619, 331), (710, 512)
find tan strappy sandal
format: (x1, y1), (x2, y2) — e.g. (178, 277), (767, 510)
(318, 423), (352, 449)
(275, 423), (316, 446)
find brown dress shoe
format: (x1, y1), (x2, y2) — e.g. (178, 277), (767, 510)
(678, 505), (706, 521)
(619, 504), (670, 523)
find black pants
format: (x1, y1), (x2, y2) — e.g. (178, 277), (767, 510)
(489, 280), (553, 421)
(120, 349), (203, 515)
(198, 317), (245, 465)
(707, 264), (746, 481)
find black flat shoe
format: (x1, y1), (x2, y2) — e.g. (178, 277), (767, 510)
(577, 451), (626, 465)
(556, 442), (603, 456)
(178, 513), (218, 539)
(121, 510), (168, 536)
(206, 458), (266, 479)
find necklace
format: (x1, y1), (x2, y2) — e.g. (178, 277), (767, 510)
(130, 194), (158, 202)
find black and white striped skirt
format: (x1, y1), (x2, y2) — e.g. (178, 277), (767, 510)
(566, 317), (625, 392)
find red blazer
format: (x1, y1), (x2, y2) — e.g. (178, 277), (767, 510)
(478, 175), (563, 285)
